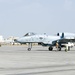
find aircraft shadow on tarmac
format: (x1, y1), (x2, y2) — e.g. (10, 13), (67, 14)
(36, 49), (75, 52)
(36, 49), (66, 52)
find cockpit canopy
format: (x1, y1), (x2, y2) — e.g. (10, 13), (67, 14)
(24, 32), (36, 36)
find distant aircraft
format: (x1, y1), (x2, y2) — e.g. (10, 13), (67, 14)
(14, 32), (75, 51)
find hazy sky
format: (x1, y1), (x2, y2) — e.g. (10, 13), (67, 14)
(0, 0), (75, 38)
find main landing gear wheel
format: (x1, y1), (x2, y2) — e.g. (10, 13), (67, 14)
(28, 48), (31, 51)
(58, 46), (61, 51)
(48, 47), (53, 51)
(68, 46), (70, 51)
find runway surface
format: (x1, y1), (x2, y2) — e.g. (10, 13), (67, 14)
(0, 45), (75, 75)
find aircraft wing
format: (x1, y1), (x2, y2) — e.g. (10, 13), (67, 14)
(52, 38), (75, 46)
(58, 38), (75, 43)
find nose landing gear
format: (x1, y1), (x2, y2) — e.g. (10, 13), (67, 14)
(27, 43), (32, 51)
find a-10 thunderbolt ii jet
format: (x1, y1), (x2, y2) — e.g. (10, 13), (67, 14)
(14, 32), (75, 51)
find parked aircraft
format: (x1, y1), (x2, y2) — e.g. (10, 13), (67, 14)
(14, 32), (75, 51)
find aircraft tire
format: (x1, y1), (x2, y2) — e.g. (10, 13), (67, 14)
(58, 46), (61, 51)
(68, 46), (70, 51)
(28, 48), (31, 51)
(48, 46), (53, 51)
(0, 44), (1, 47)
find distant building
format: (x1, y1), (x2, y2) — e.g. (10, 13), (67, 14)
(5, 36), (20, 45)
(0, 35), (4, 44)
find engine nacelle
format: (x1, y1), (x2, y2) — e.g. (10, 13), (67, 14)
(57, 32), (64, 38)
(57, 32), (75, 38)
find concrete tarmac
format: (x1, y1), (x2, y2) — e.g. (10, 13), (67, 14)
(0, 45), (75, 75)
